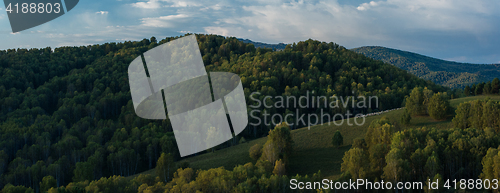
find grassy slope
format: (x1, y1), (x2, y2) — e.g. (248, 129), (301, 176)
(127, 95), (500, 181)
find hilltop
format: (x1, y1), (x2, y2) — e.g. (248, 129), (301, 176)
(352, 46), (500, 88)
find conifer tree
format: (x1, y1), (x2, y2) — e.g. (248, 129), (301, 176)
(332, 130), (343, 148)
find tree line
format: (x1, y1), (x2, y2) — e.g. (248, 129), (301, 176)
(3, 123), (323, 193)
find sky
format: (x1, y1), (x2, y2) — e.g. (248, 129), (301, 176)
(1, 0), (500, 64)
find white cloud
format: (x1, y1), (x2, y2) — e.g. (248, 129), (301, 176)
(203, 1), (384, 45)
(141, 14), (189, 27)
(29, 30), (46, 34)
(43, 25), (146, 47)
(357, 1), (378, 11)
(204, 26), (230, 36)
(198, 0), (500, 46)
(200, 3), (222, 11)
(76, 12), (110, 29)
(132, 0), (161, 9)
(445, 56), (468, 62)
(131, 0), (201, 9)
(169, 1), (200, 7)
(353, 0), (500, 33)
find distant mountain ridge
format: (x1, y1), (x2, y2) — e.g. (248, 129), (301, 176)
(352, 46), (500, 88)
(237, 38), (287, 50)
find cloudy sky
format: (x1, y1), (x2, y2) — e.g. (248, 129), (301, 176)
(1, 0), (500, 64)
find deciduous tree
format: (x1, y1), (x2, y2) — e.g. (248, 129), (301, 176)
(428, 93), (450, 120)
(156, 153), (175, 183)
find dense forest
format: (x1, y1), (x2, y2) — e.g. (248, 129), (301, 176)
(0, 34), (449, 192)
(337, 95), (500, 192)
(352, 46), (500, 88)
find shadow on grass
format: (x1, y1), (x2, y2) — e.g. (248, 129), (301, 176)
(288, 145), (352, 180)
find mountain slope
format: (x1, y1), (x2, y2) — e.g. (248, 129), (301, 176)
(237, 38), (287, 50)
(0, 35), (448, 190)
(352, 46), (500, 88)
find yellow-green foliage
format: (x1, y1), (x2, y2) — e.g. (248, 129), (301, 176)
(341, 148), (369, 180)
(480, 147), (500, 181)
(156, 153), (175, 183)
(405, 87), (428, 116)
(452, 98), (500, 130)
(428, 92), (451, 120)
(249, 143), (262, 160)
(260, 122), (294, 164)
(273, 159), (286, 176)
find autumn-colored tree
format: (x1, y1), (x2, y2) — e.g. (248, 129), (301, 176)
(273, 159), (286, 176)
(249, 144), (262, 160)
(40, 175), (57, 192)
(156, 153), (175, 183)
(261, 122), (294, 164)
(131, 174), (156, 187)
(365, 118), (393, 148)
(352, 138), (367, 150)
(480, 147), (500, 181)
(1, 184), (34, 193)
(261, 140), (279, 165)
(341, 148), (369, 180)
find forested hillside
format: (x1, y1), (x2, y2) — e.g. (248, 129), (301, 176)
(352, 46), (500, 88)
(237, 38), (287, 50)
(0, 34), (447, 191)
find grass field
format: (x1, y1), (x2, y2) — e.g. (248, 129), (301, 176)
(127, 95), (500, 181)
